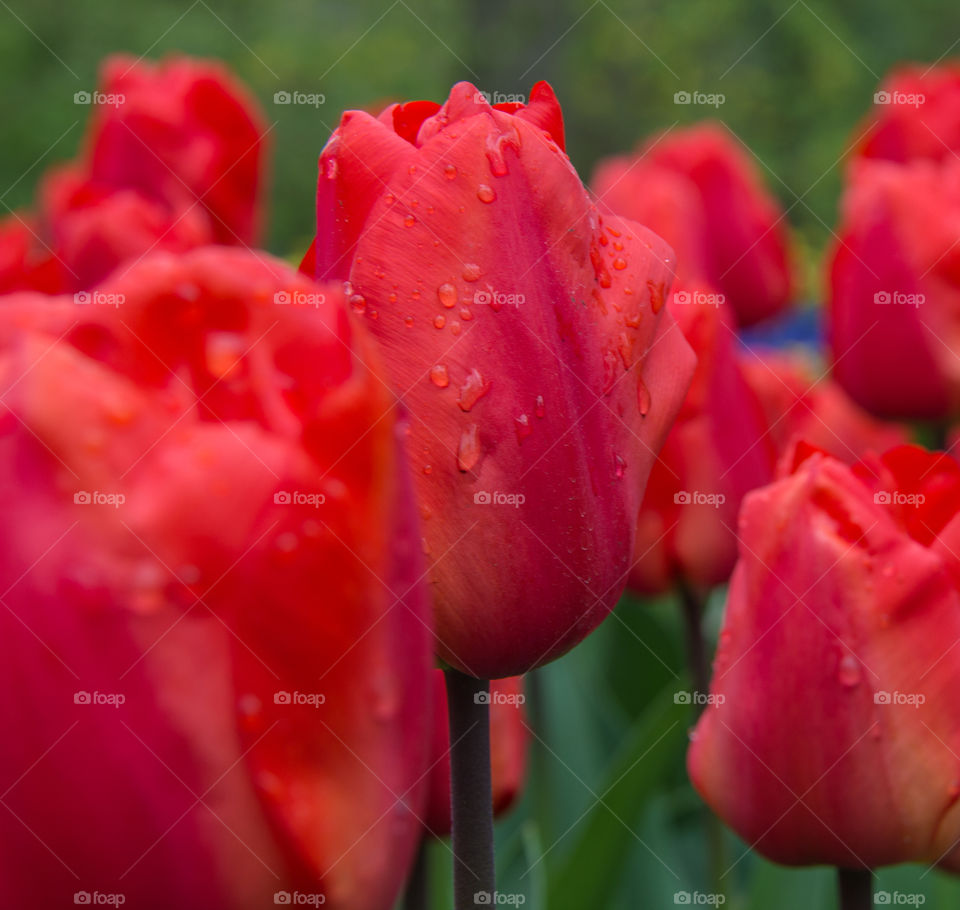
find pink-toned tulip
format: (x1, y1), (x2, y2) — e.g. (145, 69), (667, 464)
(0, 248), (432, 909)
(630, 291), (773, 592)
(591, 123), (792, 327)
(689, 443), (960, 868)
(739, 347), (910, 465)
(424, 672), (529, 835)
(857, 63), (960, 165)
(306, 81), (696, 678)
(828, 157), (960, 419)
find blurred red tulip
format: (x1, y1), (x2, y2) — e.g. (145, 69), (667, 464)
(307, 81), (696, 678)
(857, 63), (960, 165)
(828, 157), (960, 419)
(630, 291), (773, 593)
(739, 346), (910, 465)
(689, 443), (960, 868)
(424, 672), (528, 835)
(0, 248), (432, 909)
(591, 123), (792, 327)
(0, 53), (267, 295)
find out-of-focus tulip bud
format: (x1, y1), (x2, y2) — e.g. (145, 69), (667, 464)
(424, 671), (529, 835)
(307, 81), (695, 679)
(828, 157), (960, 419)
(739, 346), (910, 465)
(689, 443), (960, 868)
(857, 63), (960, 165)
(592, 123), (792, 327)
(630, 288), (773, 593)
(0, 248), (432, 909)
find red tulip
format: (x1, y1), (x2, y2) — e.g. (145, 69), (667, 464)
(739, 346), (910, 465)
(857, 63), (960, 165)
(0, 53), (267, 295)
(0, 248), (432, 909)
(630, 289), (773, 593)
(591, 123), (792, 327)
(86, 54), (268, 246)
(307, 81), (696, 678)
(689, 443), (960, 868)
(424, 672), (528, 835)
(828, 157), (960, 419)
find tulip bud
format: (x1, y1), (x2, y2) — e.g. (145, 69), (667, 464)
(0, 248), (433, 909)
(689, 443), (960, 868)
(308, 81), (696, 678)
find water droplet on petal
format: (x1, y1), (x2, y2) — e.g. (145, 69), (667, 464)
(430, 364), (449, 388)
(444, 164), (457, 180)
(350, 293), (366, 314)
(457, 368), (491, 411)
(613, 257), (627, 271)
(515, 413), (532, 443)
(404, 214), (416, 228)
(535, 395), (545, 418)
(450, 320), (461, 336)
(614, 454), (626, 479)
(438, 283), (457, 308)
(457, 424), (481, 472)
(404, 314), (414, 327)
(462, 263), (481, 282)
(433, 314), (446, 329)
(423, 464), (433, 475)
(460, 307), (473, 321)
(637, 376), (651, 416)
(477, 184), (496, 204)
(838, 653), (861, 688)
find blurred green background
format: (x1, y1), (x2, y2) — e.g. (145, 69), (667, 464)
(3, 0), (959, 907)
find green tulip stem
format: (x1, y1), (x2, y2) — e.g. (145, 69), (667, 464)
(444, 668), (495, 909)
(837, 867), (872, 910)
(402, 838), (430, 910)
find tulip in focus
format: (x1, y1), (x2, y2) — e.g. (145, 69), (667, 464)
(828, 157), (960, 419)
(689, 443), (960, 868)
(591, 123), (793, 327)
(0, 248), (432, 909)
(307, 81), (696, 678)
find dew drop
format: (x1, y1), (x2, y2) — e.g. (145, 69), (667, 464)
(388, 292), (398, 303)
(613, 257), (627, 271)
(838, 653), (861, 688)
(404, 315), (414, 327)
(535, 395), (545, 418)
(430, 364), (449, 388)
(457, 424), (481, 472)
(515, 413), (532, 443)
(457, 368), (491, 411)
(460, 307), (474, 321)
(462, 263), (481, 282)
(423, 464), (433, 475)
(450, 320), (461, 336)
(444, 164), (457, 180)
(433, 314), (446, 329)
(477, 184), (496, 204)
(438, 283), (457, 308)
(404, 214), (416, 228)
(614, 454), (626, 479)
(349, 293), (366, 314)
(637, 376), (651, 416)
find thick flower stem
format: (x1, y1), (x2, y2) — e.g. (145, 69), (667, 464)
(444, 668), (495, 909)
(402, 838), (430, 910)
(837, 868), (872, 910)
